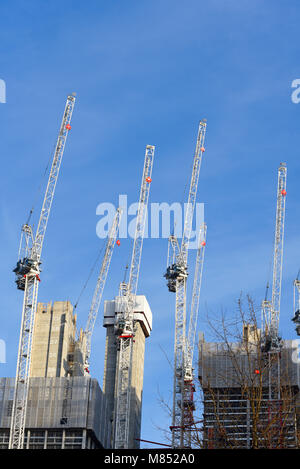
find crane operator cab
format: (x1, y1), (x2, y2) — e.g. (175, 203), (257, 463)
(13, 257), (38, 290)
(13, 258), (34, 276)
(164, 263), (188, 292)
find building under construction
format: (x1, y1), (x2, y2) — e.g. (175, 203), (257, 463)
(0, 376), (110, 449)
(194, 161), (300, 450)
(0, 295), (152, 449)
(103, 294), (152, 449)
(198, 326), (300, 449)
(5, 92), (298, 451)
(0, 301), (111, 449)
(5, 94), (154, 450)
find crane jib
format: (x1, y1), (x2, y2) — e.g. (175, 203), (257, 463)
(9, 94), (76, 450)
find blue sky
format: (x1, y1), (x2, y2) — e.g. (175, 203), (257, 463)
(1, 0), (300, 447)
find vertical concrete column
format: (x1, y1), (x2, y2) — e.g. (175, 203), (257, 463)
(82, 429), (87, 449)
(62, 429), (65, 449)
(44, 429), (48, 449)
(26, 429), (30, 449)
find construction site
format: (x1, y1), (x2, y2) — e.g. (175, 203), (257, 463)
(0, 93), (300, 451)
(2, 2), (300, 452)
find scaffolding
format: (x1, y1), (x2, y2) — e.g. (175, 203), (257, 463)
(198, 334), (300, 449)
(0, 377), (111, 449)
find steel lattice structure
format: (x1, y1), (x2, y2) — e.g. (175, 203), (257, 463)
(185, 223), (207, 379)
(83, 208), (122, 373)
(294, 281), (300, 312)
(9, 94), (76, 449)
(182, 223), (207, 448)
(263, 163), (287, 349)
(165, 120), (207, 449)
(114, 145), (155, 449)
(270, 163), (287, 342)
(179, 122), (206, 268)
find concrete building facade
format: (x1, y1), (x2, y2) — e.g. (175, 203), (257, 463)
(2, 296), (151, 449)
(103, 295), (152, 449)
(1, 301), (110, 449)
(30, 301), (77, 378)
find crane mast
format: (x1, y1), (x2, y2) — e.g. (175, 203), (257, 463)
(185, 223), (207, 379)
(263, 163), (287, 349)
(179, 121), (206, 267)
(83, 208), (122, 374)
(9, 94), (76, 449)
(165, 120), (207, 449)
(114, 145), (155, 449)
(182, 223), (207, 448)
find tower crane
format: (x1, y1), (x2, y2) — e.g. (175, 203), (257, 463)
(114, 145), (155, 449)
(182, 223), (207, 446)
(83, 208), (122, 374)
(164, 120), (207, 449)
(9, 94), (76, 449)
(262, 163), (287, 351)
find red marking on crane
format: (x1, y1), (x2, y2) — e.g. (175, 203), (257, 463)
(66, 124), (71, 130)
(281, 189), (287, 196)
(84, 367), (90, 374)
(201, 241), (206, 247)
(146, 177), (152, 183)
(201, 147), (205, 152)
(116, 240), (121, 246)
(36, 275), (41, 282)
(119, 334), (133, 339)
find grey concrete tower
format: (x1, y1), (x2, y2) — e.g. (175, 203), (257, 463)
(30, 301), (77, 378)
(0, 301), (111, 449)
(102, 295), (152, 449)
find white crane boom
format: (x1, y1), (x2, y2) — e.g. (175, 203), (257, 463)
(165, 120), (207, 449)
(185, 223), (207, 379)
(179, 121), (206, 267)
(9, 94), (75, 449)
(269, 163), (287, 344)
(182, 223), (207, 449)
(262, 163), (287, 350)
(114, 145), (155, 449)
(84, 208), (122, 373)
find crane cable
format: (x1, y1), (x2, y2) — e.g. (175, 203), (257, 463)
(73, 240), (106, 310)
(24, 138), (60, 228)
